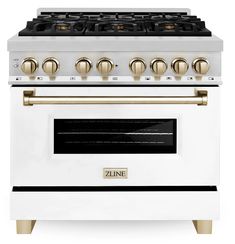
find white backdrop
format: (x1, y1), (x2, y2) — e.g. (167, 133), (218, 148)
(0, 0), (233, 243)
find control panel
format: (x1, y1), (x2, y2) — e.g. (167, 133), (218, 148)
(9, 52), (221, 84)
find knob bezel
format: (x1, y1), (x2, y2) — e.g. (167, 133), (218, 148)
(129, 57), (146, 75)
(75, 57), (92, 74)
(96, 57), (114, 75)
(171, 58), (189, 75)
(21, 57), (39, 75)
(42, 57), (60, 75)
(192, 57), (210, 75)
(150, 58), (168, 75)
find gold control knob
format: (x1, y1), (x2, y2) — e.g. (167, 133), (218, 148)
(21, 58), (38, 75)
(171, 58), (189, 75)
(96, 58), (114, 76)
(150, 58), (167, 75)
(42, 58), (59, 75)
(75, 58), (92, 75)
(129, 58), (146, 76)
(192, 58), (210, 75)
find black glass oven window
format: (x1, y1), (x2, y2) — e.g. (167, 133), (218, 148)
(54, 119), (176, 154)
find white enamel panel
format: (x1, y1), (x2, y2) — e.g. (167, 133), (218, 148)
(11, 191), (219, 220)
(10, 86), (220, 186)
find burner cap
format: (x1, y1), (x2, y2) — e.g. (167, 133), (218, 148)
(55, 23), (71, 31)
(114, 24), (125, 30)
(163, 23), (176, 30)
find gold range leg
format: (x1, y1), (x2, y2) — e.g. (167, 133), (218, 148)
(193, 220), (212, 234)
(16, 220), (36, 234)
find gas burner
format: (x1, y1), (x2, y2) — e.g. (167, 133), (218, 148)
(85, 19), (146, 35)
(90, 21), (145, 35)
(19, 12), (212, 36)
(163, 23), (176, 30)
(55, 23), (71, 31)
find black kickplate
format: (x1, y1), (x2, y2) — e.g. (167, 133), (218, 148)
(13, 186), (217, 192)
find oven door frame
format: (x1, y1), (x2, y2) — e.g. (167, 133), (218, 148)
(10, 86), (220, 186)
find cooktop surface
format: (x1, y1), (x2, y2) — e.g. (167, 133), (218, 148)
(19, 12), (212, 37)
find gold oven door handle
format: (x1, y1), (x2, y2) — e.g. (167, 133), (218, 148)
(23, 90), (208, 106)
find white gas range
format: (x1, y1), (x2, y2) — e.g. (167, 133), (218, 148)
(8, 8), (223, 234)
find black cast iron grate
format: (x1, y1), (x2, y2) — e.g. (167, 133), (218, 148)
(19, 12), (212, 36)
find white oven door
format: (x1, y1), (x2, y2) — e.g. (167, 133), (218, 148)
(10, 86), (219, 186)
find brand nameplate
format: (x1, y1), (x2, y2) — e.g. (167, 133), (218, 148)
(103, 168), (128, 179)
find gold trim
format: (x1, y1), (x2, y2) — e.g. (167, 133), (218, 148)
(96, 57), (114, 75)
(75, 57), (92, 74)
(193, 220), (212, 234)
(171, 57), (189, 75)
(23, 90), (208, 106)
(192, 57), (210, 75)
(103, 168), (128, 179)
(16, 220), (36, 234)
(42, 57), (60, 75)
(21, 57), (39, 75)
(150, 58), (168, 75)
(129, 57), (146, 74)
(23, 90), (35, 106)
